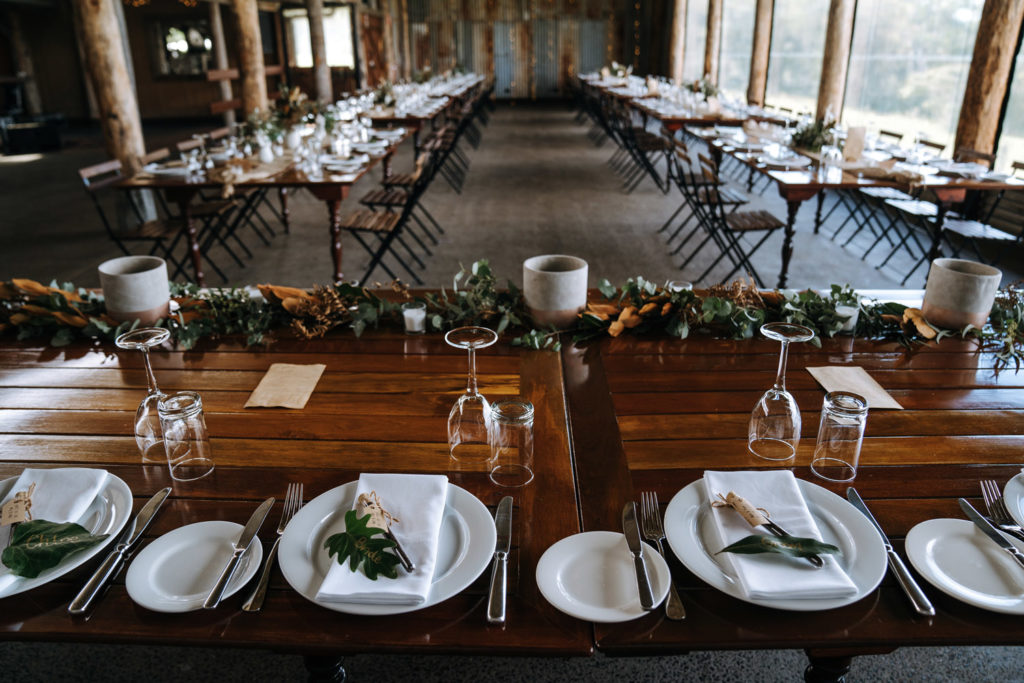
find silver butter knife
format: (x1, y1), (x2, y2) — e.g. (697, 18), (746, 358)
(959, 498), (1024, 572)
(622, 501), (655, 610)
(487, 496), (513, 625)
(68, 487), (171, 615)
(203, 497), (275, 610)
(847, 487), (935, 616)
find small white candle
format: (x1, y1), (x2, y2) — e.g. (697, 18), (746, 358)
(402, 302), (426, 334)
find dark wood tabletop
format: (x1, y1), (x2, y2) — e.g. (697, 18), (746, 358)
(562, 332), (1024, 680)
(0, 332), (590, 675)
(4, 323), (1024, 680)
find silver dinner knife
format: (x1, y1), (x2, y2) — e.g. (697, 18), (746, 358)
(203, 497), (275, 610)
(847, 487), (935, 616)
(487, 496), (513, 625)
(68, 487), (171, 615)
(622, 501), (655, 611)
(959, 498), (1024, 572)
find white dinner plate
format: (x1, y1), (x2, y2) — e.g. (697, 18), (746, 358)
(0, 472), (132, 599)
(125, 521), (263, 613)
(664, 478), (887, 611)
(536, 531), (670, 623)
(906, 518), (1024, 615)
(1004, 473), (1024, 527)
(143, 162), (190, 176)
(279, 481), (495, 615)
(760, 156), (811, 170)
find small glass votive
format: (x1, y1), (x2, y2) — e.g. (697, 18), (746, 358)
(810, 391), (868, 483)
(158, 391), (215, 482)
(488, 400), (534, 488)
(667, 280), (693, 292)
(401, 301), (427, 334)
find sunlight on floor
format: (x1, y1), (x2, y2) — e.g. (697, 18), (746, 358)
(0, 153), (44, 164)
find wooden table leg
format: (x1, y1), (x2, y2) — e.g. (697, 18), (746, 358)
(304, 654), (345, 683)
(279, 187), (290, 233)
(177, 198), (205, 287)
(927, 203), (949, 264)
(779, 198), (802, 289)
(327, 199), (343, 283)
(804, 654), (852, 683)
(814, 191), (826, 234)
(412, 129), (420, 156)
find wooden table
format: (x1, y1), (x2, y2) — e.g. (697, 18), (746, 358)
(695, 130), (1024, 288)
(3, 321), (1024, 680)
(120, 132), (411, 286)
(0, 332), (589, 678)
(563, 332), (1024, 680)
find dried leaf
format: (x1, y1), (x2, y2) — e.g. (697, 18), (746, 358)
(281, 297), (309, 315)
(9, 313), (29, 325)
(11, 279), (51, 296)
(638, 302), (658, 316)
(52, 311), (88, 328)
(618, 306), (642, 329)
(20, 304), (51, 316)
(608, 320), (625, 337)
(661, 302), (673, 316)
(257, 284), (313, 303)
(586, 303), (621, 318)
(903, 308), (937, 339)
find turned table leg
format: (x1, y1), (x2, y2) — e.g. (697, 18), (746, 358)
(779, 198), (802, 289)
(304, 655), (346, 683)
(814, 191), (826, 234)
(804, 654), (853, 683)
(279, 187), (290, 233)
(327, 199), (343, 283)
(178, 198), (205, 287)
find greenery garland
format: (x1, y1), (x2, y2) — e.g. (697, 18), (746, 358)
(1, 262), (1021, 367)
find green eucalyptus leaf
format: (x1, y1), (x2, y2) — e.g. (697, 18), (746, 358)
(717, 534), (840, 559)
(323, 510), (400, 580)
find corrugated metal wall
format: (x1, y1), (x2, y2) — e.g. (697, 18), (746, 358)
(406, 0), (618, 99)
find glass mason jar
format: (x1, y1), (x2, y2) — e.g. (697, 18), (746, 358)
(158, 391), (215, 482)
(488, 400), (535, 488)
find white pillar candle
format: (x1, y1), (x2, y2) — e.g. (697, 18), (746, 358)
(402, 302), (426, 334)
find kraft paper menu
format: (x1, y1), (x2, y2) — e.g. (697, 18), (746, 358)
(245, 363), (326, 409)
(806, 366), (903, 410)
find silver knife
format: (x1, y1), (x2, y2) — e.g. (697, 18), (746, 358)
(487, 496), (513, 625)
(959, 498), (1024, 572)
(203, 497), (275, 610)
(847, 487), (935, 616)
(622, 501), (655, 610)
(68, 487), (172, 615)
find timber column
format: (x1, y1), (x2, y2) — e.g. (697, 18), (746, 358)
(71, 0), (145, 174)
(231, 0), (268, 114)
(703, 0), (722, 84)
(815, 0), (855, 120)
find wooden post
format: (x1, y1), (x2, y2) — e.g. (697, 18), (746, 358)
(815, 0), (855, 121)
(703, 0), (722, 84)
(747, 0), (773, 106)
(209, 1), (235, 126)
(231, 0), (267, 115)
(306, 0), (332, 103)
(70, 0), (145, 174)
(669, 0), (687, 84)
(954, 0), (1024, 156)
(399, 0), (411, 80)
(4, 7), (43, 116)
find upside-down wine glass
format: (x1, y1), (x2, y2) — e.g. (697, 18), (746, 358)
(445, 326), (499, 461)
(748, 322), (815, 461)
(116, 327), (171, 463)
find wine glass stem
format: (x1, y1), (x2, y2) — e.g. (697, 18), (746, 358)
(465, 345), (478, 397)
(141, 347), (160, 396)
(773, 340), (790, 392)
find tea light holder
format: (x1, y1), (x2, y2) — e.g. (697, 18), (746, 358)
(402, 301), (427, 334)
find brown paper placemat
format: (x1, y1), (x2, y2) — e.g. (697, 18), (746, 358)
(245, 363), (326, 409)
(806, 366), (903, 410)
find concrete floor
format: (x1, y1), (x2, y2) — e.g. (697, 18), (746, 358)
(1, 104), (1023, 680)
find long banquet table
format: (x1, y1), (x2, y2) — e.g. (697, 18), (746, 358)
(2, 320), (1024, 680)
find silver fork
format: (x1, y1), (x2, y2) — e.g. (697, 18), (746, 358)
(640, 491), (686, 621)
(242, 483), (303, 612)
(979, 480), (1024, 543)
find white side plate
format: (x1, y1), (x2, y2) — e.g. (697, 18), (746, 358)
(125, 521), (263, 613)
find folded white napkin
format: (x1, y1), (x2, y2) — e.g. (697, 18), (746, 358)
(0, 468), (109, 589)
(703, 470), (857, 600)
(316, 473), (448, 605)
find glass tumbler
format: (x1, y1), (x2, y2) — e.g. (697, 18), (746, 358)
(810, 392), (868, 483)
(488, 400), (535, 488)
(158, 391), (215, 482)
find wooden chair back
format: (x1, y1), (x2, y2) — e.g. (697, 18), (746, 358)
(78, 159), (124, 193)
(140, 147), (171, 166)
(208, 127), (231, 141)
(953, 147), (995, 168)
(918, 138), (946, 154)
(176, 138), (202, 153)
(878, 129), (903, 143)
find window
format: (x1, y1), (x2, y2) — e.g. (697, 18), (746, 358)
(151, 19), (213, 77)
(719, 0), (755, 98)
(682, 1), (707, 82)
(843, 0), (982, 149)
(284, 6), (355, 69)
(765, 0), (828, 115)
